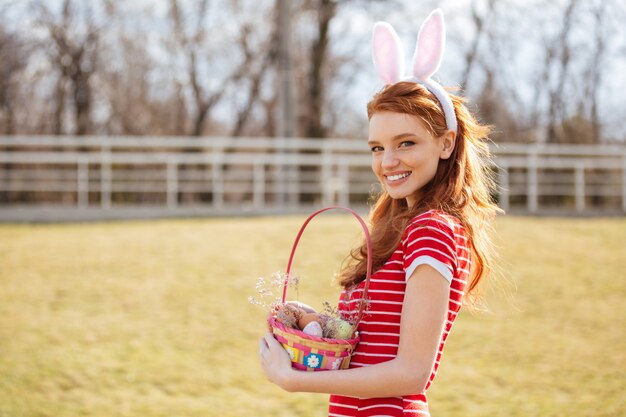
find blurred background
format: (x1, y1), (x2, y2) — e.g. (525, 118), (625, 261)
(0, 0), (625, 220)
(0, 1), (625, 417)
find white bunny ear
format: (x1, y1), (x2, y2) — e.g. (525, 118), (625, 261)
(412, 9), (445, 80)
(372, 21), (405, 84)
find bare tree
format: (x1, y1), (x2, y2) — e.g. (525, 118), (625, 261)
(294, 0), (396, 138)
(459, 0), (497, 91)
(167, 0), (230, 136)
(34, 0), (102, 135)
(585, 0), (609, 143)
(104, 32), (175, 135)
(301, 0), (338, 138)
(545, 0), (578, 143)
(230, 1), (278, 137)
(0, 26), (28, 134)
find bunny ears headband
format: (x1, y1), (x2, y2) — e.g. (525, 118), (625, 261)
(372, 9), (457, 133)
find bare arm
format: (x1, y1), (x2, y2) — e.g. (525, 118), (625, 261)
(258, 263), (449, 397)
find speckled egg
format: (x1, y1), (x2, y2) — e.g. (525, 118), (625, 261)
(302, 321), (323, 337)
(298, 312), (320, 330)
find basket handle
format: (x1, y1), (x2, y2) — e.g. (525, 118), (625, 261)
(281, 206), (373, 336)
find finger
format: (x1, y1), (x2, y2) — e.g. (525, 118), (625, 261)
(259, 337), (270, 354)
(264, 332), (278, 347)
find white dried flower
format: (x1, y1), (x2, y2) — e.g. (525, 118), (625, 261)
(249, 272), (301, 310)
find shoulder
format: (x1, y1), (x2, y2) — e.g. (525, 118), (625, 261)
(402, 209), (459, 243)
(400, 210), (461, 283)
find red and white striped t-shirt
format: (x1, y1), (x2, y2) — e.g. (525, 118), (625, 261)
(328, 209), (471, 417)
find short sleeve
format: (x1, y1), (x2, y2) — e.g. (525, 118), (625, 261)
(402, 213), (458, 284)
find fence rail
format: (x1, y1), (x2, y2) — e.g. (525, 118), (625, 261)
(1, 136), (625, 221)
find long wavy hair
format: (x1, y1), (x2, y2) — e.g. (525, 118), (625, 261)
(339, 81), (503, 307)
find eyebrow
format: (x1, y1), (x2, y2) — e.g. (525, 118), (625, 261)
(367, 133), (417, 145)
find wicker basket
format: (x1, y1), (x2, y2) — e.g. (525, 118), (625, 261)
(267, 206), (372, 372)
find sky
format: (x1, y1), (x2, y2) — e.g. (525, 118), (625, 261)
(2, 0), (626, 140)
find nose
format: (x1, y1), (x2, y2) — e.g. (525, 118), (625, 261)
(381, 149), (399, 169)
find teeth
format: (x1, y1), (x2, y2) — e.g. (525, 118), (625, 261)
(386, 172), (410, 181)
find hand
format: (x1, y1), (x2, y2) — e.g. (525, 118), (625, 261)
(258, 332), (295, 391)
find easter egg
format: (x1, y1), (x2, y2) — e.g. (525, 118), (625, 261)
(298, 312), (320, 330)
(325, 318), (354, 339)
(302, 321), (323, 337)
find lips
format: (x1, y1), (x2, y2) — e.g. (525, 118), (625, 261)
(384, 172), (411, 182)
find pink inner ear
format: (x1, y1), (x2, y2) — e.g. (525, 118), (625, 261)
(412, 9), (445, 80)
(372, 22), (404, 84)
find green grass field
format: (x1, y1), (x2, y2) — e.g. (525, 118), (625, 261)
(0, 214), (624, 417)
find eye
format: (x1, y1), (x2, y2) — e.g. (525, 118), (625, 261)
(370, 145), (383, 153)
(399, 140), (415, 148)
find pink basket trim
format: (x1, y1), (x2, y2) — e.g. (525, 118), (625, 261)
(273, 333), (352, 358)
(269, 316), (360, 346)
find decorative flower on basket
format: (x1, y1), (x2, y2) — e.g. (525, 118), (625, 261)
(250, 206), (373, 372)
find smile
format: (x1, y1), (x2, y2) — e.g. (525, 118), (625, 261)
(385, 172), (411, 182)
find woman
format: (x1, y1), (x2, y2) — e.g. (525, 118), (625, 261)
(258, 10), (501, 416)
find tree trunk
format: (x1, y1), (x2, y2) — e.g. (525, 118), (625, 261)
(546, 0), (578, 143)
(304, 0), (336, 138)
(54, 76), (65, 135)
(192, 103), (209, 137)
(73, 73), (91, 135)
(589, 1), (607, 143)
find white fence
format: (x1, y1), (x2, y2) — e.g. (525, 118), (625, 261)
(0, 136), (625, 221)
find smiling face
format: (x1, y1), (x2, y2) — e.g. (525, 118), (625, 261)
(368, 111), (455, 207)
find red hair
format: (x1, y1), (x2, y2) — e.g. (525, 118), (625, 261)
(338, 82), (502, 307)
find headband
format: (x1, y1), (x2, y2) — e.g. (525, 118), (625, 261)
(372, 9), (458, 133)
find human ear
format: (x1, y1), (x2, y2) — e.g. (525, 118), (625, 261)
(439, 130), (456, 159)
